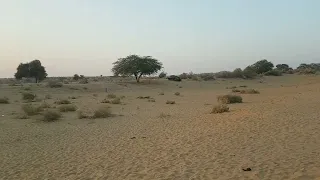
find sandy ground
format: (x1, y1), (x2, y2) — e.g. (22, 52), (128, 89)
(1, 75), (320, 180)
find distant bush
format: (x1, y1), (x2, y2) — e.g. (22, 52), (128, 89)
(47, 80), (63, 88)
(0, 97), (9, 104)
(167, 75), (181, 81)
(242, 66), (258, 79)
(43, 110), (62, 122)
(92, 107), (112, 119)
(22, 104), (43, 116)
(159, 72), (167, 78)
(73, 74), (80, 80)
(199, 73), (215, 81)
(79, 78), (89, 84)
(211, 104), (230, 114)
(166, 100), (176, 104)
(217, 95), (243, 104)
(232, 89), (241, 93)
(179, 73), (188, 79)
(298, 68), (316, 74)
(22, 92), (36, 101)
(137, 96), (150, 99)
(240, 89), (260, 94)
(55, 99), (71, 105)
(59, 104), (77, 112)
(264, 69), (282, 76)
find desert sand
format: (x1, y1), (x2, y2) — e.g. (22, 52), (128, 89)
(1, 74), (320, 180)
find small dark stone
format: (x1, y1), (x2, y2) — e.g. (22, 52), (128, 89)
(130, 137), (136, 139)
(242, 168), (251, 171)
(142, 137), (146, 139)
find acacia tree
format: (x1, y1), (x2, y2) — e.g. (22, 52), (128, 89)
(14, 60), (47, 83)
(112, 55), (162, 83)
(251, 59), (274, 74)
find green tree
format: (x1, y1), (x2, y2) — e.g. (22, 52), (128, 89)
(159, 71), (167, 78)
(73, 74), (80, 80)
(112, 55), (162, 83)
(251, 59), (274, 74)
(14, 60), (47, 83)
(232, 68), (243, 78)
(243, 66), (257, 78)
(276, 64), (290, 72)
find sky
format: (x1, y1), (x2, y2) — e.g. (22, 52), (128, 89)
(0, 0), (319, 77)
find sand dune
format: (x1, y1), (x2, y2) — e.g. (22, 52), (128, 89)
(1, 75), (320, 179)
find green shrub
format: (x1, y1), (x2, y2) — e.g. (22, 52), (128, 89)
(55, 99), (71, 105)
(43, 110), (62, 122)
(211, 104), (230, 114)
(217, 95), (243, 104)
(22, 104), (43, 116)
(264, 69), (282, 76)
(92, 107), (112, 118)
(47, 80), (63, 88)
(59, 104), (77, 112)
(0, 97), (9, 104)
(22, 92), (36, 101)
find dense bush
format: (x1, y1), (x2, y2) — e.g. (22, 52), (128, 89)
(92, 107), (112, 118)
(22, 92), (36, 101)
(264, 69), (282, 76)
(159, 72), (167, 78)
(22, 104), (43, 116)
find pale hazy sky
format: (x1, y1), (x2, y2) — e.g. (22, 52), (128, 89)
(1, 0), (319, 77)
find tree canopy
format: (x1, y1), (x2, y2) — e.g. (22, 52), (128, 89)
(14, 60), (47, 83)
(112, 55), (162, 82)
(251, 59), (274, 74)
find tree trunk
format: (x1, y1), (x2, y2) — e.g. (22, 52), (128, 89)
(134, 73), (138, 82)
(35, 77), (39, 83)
(137, 73), (143, 83)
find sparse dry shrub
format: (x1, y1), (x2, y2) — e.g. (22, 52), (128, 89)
(22, 104), (43, 116)
(0, 97), (9, 104)
(107, 94), (117, 99)
(45, 94), (52, 99)
(22, 92), (36, 101)
(166, 100), (176, 104)
(39, 102), (51, 109)
(211, 104), (230, 114)
(159, 113), (171, 118)
(59, 104), (77, 112)
(137, 96), (150, 99)
(240, 89), (260, 94)
(111, 98), (121, 104)
(79, 78), (89, 84)
(217, 95), (243, 104)
(92, 106), (112, 119)
(77, 110), (91, 119)
(159, 92), (164, 95)
(101, 99), (110, 103)
(55, 99), (71, 105)
(232, 89), (241, 93)
(43, 110), (62, 122)
(148, 99), (156, 102)
(174, 92), (180, 96)
(239, 85), (247, 88)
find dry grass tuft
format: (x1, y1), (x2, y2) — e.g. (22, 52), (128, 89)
(226, 86), (237, 89)
(55, 99), (71, 105)
(211, 104), (230, 114)
(68, 96), (77, 99)
(43, 110), (62, 122)
(21, 104), (43, 116)
(59, 104), (77, 112)
(0, 97), (9, 104)
(22, 92), (36, 101)
(101, 99), (110, 103)
(166, 100), (176, 104)
(159, 112), (171, 118)
(232, 89), (241, 93)
(217, 94), (243, 104)
(174, 92), (180, 96)
(44, 94), (52, 99)
(240, 89), (260, 94)
(137, 96), (151, 99)
(159, 92), (164, 95)
(239, 85), (247, 88)
(148, 99), (156, 102)
(92, 106), (112, 119)
(77, 110), (91, 119)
